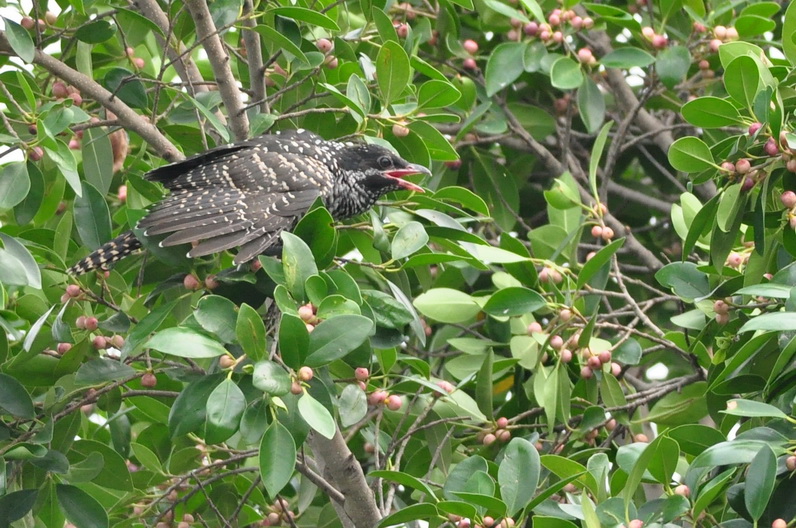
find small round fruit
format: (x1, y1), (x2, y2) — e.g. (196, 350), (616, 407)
(674, 484), (690, 497)
(445, 159), (462, 170)
(141, 372), (157, 388)
(84, 316), (99, 331)
(219, 355), (235, 369)
(66, 284), (81, 297)
(132, 57), (145, 69)
(28, 146), (44, 161)
(726, 252), (743, 268)
(772, 520), (787, 528)
(559, 308), (573, 322)
(716, 313), (730, 325)
(52, 81), (68, 98)
(598, 350), (611, 364)
(437, 380), (455, 393)
(126, 46), (136, 58)
(57, 342), (72, 355)
(652, 35), (668, 49)
(21, 16), (35, 30)
(523, 21), (539, 36)
(605, 418), (617, 431)
(713, 300), (729, 314)
(587, 355), (602, 370)
(726, 27), (738, 40)
(325, 56), (339, 69)
(601, 227), (615, 241)
(720, 161), (735, 173)
(204, 275), (219, 290)
(68, 92), (83, 105)
(290, 381), (303, 395)
(482, 516), (495, 527)
(582, 17), (594, 28)
(298, 304), (315, 322)
(786, 455), (796, 471)
(298, 366), (314, 382)
(527, 322), (543, 334)
(735, 158), (751, 174)
(355, 367), (369, 381)
(635, 433), (649, 443)
(183, 274), (201, 290)
(463, 58), (477, 70)
(396, 23), (409, 39)
(386, 394), (403, 410)
(765, 137), (780, 157)
(316, 38), (333, 53)
(45, 11), (57, 25)
(577, 48), (593, 63)
(368, 389), (388, 405)
(392, 124), (410, 137)
(627, 520), (644, 528)
(550, 335), (564, 349)
(110, 334), (125, 348)
(713, 25), (727, 40)
(76, 316), (87, 329)
(498, 429), (511, 442)
(641, 26), (655, 41)
(611, 362), (622, 376)
(782, 191), (796, 208)
(591, 225), (603, 238)
(496, 416), (509, 428)
(463, 39), (479, 54)
(580, 366), (593, 379)
(748, 122), (762, 136)
(560, 349), (573, 363)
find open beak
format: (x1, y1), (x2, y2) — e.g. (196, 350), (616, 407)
(384, 163), (430, 193)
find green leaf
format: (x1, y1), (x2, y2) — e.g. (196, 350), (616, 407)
(722, 399), (788, 419)
(103, 68), (148, 109)
(260, 421), (297, 498)
(205, 378), (246, 443)
(73, 181), (112, 250)
(655, 262), (710, 301)
(716, 183), (744, 233)
(724, 56), (761, 110)
(339, 383), (367, 427)
(0, 372), (35, 418)
(784, 0), (796, 66)
(391, 221), (429, 259)
(0, 489), (38, 525)
(195, 295), (238, 343)
(656, 45), (691, 88)
(668, 137), (715, 173)
(414, 288), (481, 323)
(279, 312), (310, 369)
(600, 47), (655, 68)
(0, 232), (42, 289)
(146, 327), (227, 358)
(745, 445), (777, 520)
(56, 484), (109, 528)
(305, 315), (374, 366)
(418, 80), (461, 109)
(74, 20), (116, 43)
(272, 6), (340, 30)
(577, 238), (625, 289)
(82, 128), (114, 196)
(739, 312), (796, 333)
(549, 56), (584, 90)
(3, 17), (34, 62)
(0, 162), (30, 209)
(378, 504), (439, 528)
(589, 123), (612, 199)
(475, 350), (494, 420)
(377, 41), (411, 105)
(169, 375), (223, 437)
(253, 360), (291, 395)
(74, 359), (136, 385)
(370, 470), (438, 501)
(482, 287), (545, 316)
(577, 77), (605, 134)
(499, 438), (540, 516)
(255, 25), (309, 65)
(282, 231), (318, 301)
(236, 303), (267, 362)
(485, 42), (528, 96)
(681, 97), (742, 128)
(298, 392), (335, 439)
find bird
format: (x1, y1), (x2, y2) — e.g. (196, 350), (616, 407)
(68, 129), (429, 275)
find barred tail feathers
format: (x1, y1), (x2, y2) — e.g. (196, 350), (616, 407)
(68, 230), (142, 275)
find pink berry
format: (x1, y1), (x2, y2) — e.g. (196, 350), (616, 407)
(720, 161), (735, 173)
(550, 335), (564, 349)
(496, 416), (509, 428)
(674, 484), (690, 497)
(527, 322), (543, 334)
(628, 520), (644, 528)
(290, 381), (303, 394)
(392, 124), (410, 137)
(482, 433), (496, 446)
(316, 38), (333, 53)
(713, 25), (727, 40)
(355, 367), (369, 381)
(126, 46), (135, 58)
(56, 342), (72, 355)
(204, 275), (219, 290)
(483, 516), (495, 527)
(66, 284), (81, 297)
(748, 122), (762, 136)
(582, 17), (594, 29)
(641, 26), (655, 41)
(68, 92), (83, 105)
(498, 429), (511, 442)
(548, 13), (560, 26)
(652, 35), (668, 49)
(52, 81), (68, 98)
(560, 349), (573, 363)
(580, 366), (593, 379)
(28, 146), (44, 161)
(386, 394), (403, 410)
(305, 323), (315, 333)
(772, 520), (787, 528)
(132, 57), (145, 69)
(570, 16), (583, 29)
(726, 27), (738, 41)
(118, 184), (127, 203)
(141, 372), (157, 388)
(716, 313), (730, 325)
(110, 334), (125, 348)
(786, 456), (796, 471)
(611, 362), (622, 376)
(713, 300), (729, 314)
(84, 317), (99, 331)
(523, 22), (539, 36)
(698, 60), (710, 70)
(577, 48), (593, 63)
(437, 380), (455, 393)
(693, 22), (706, 33)
(369, 390), (388, 405)
(396, 23), (409, 39)
(601, 227), (615, 241)
(463, 58), (477, 70)
(463, 39), (479, 54)
(765, 138), (780, 157)
(591, 225), (603, 238)
(93, 336), (107, 350)
(559, 309), (573, 322)
(183, 274), (201, 290)
(75, 316), (87, 329)
(588, 355), (602, 369)
(21, 16), (35, 30)
(298, 304), (315, 322)
(552, 31), (563, 43)
(298, 366), (314, 381)
(598, 350), (611, 364)
(635, 433), (649, 443)
(325, 56), (339, 69)
(735, 158), (751, 174)
(709, 39), (722, 52)
(445, 159), (462, 170)
(726, 252), (743, 268)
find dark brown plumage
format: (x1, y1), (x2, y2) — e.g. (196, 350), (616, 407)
(68, 130), (429, 275)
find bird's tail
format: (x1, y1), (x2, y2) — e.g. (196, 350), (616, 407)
(68, 230), (142, 275)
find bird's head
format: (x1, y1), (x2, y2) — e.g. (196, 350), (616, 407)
(339, 143), (429, 194)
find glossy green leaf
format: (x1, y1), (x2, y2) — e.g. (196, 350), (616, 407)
(339, 383), (367, 427)
(0, 232), (42, 289)
(739, 312), (796, 333)
(414, 288), (481, 323)
(668, 137), (715, 173)
(236, 303), (267, 362)
(483, 287), (545, 316)
(499, 438), (540, 516)
(724, 55), (761, 110)
(745, 445), (777, 520)
(253, 360), (291, 396)
(377, 41), (411, 105)
(56, 485), (109, 528)
(260, 420), (297, 498)
(305, 315), (374, 366)
(550, 56), (584, 90)
(391, 221), (429, 259)
(298, 392), (335, 439)
(169, 375), (223, 438)
(0, 372), (34, 418)
(418, 79), (462, 109)
(3, 17), (34, 62)
(656, 45), (691, 88)
(74, 20), (116, 43)
(272, 6), (339, 30)
(205, 378), (246, 443)
(0, 162), (30, 210)
(82, 128), (114, 196)
(73, 181), (112, 250)
(485, 42), (527, 96)
(146, 327), (227, 358)
(578, 77), (605, 134)
(681, 97), (742, 128)
(282, 231), (318, 300)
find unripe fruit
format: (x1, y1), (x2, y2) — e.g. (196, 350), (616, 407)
(716, 313), (730, 325)
(204, 275), (219, 290)
(527, 322), (543, 334)
(268, 512), (281, 525)
(219, 355), (235, 369)
(548, 13), (561, 26)
(713, 25), (727, 40)
(57, 342), (72, 355)
(598, 350), (611, 364)
(21, 16), (35, 29)
(28, 146), (44, 161)
(110, 334), (125, 349)
(559, 309), (573, 322)
(68, 92), (83, 105)
(325, 56), (339, 69)
(437, 380), (455, 393)
(126, 46), (135, 58)
(458, 520), (471, 528)
(611, 362), (622, 376)
(641, 26), (655, 41)
(698, 59), (710, 70)
(580, 366), (593, 379)
(84, 316), (99, 331)
(720, 161), (735, 173)
(45, 11), (57, 25)
(606, 418), (617, 431)
(550, 335), (564, 349)
(392, 124), (410, 137)
(183, 274), (201, 290)
(741, 176), (755, 192)
(784, 191), (796, 209)
(709, 39), (722, 52)
(652, 35), (667, 49)
(463, 58), (477, 70)
(355, 367), (369, 381)
(316, 38), (333, 53)
(463, 39), (479, 54)
(582, 17), (594, 29)
(635, 433), (649, 443)
(577, 48), (593, 63)
(369, 389), (388, 405)
(772, 520), (787, 528)
(498, 429), (511, 442)
(386, 394), (403, 410)
(68, 138), (80, 150)
(726, 252), (743, 268)
(713, 300), (729, 314)
(52, 81), (68, 98)
(298, 366), (314, 381)
(141, 372), (157, 388)
(674, 484), (690, 497)
(305, 323), (315, 333)
(298, 304), (315, 322)
(177, 523), (190, 528)
(627, 520), (644, 528)
(749, 122), (762, 135)
(587, 355), (602, 370)
(765, 137), (780, 157)
(726, 27), (739, 41)
(445, 159), (462, 170)
(93, 336), (108, 350)
(66, 284), (81, 297)
(571, 16), (583, 29)
(132, 57), (145, 69)
(735, 158), (751, 174)
(483, 516), (495, 527)
(524, 22), (539, 36)
(290, 381), (303, 395)
(396, 23), (409, 39)
(693, 21), (706, 32)
(552, 31), (563, 43)
(786, 455), (796, 471)
(591, 225), (603, 238)
(601, 227), (615, 241)
(76, 316), (87, 329)
(560, 349), (573, 363)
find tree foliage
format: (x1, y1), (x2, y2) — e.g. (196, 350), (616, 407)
(0, 0), (795, 527)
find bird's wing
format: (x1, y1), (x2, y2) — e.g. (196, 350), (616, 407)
(137, 148), (333, 263)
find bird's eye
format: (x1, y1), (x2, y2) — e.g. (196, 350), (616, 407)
(378, 156), (393, 169)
